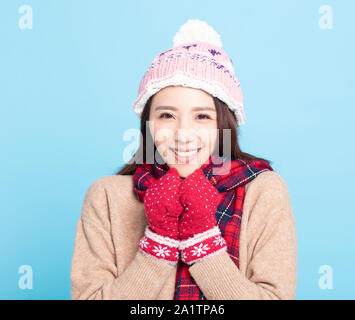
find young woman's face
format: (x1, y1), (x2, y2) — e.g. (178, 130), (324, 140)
(149, 85), (218, 178)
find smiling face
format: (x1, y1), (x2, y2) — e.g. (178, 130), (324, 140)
(149, 85), (218, 178)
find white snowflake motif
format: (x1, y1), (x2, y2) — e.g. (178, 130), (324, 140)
(181, 251), (188, 261)
(139, 237), (149, 249)
(152, 245), (171, 258)
(191, 243), (210, 257)
(213, 236), (226, 247)
(174, 250), (180, 260)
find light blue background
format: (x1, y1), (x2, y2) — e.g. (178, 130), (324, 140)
(0, 0), (354, 300)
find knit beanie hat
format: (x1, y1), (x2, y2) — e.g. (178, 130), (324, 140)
(132, 19), (246, 127)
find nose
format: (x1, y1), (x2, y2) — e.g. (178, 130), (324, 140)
(175, 130), (192, 146)
(173, 119), (197, 148)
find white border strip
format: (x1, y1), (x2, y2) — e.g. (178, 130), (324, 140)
(145, 225), (180, 248)
(179, 226), (221, 250)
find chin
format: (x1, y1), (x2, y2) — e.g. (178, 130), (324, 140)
(170, 166), (194, 178)
(167, 161), (206, 178)
(162, 147), (212, 176)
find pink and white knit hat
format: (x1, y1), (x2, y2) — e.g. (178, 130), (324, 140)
(132, 19), (246, 127)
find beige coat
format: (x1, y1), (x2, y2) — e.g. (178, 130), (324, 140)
(70, 170), (298, 299)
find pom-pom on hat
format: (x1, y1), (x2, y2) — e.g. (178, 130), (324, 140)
(133, 19), (246, 126)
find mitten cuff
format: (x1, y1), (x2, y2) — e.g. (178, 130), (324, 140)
(138, 226), (180, 266)
(179, 226), (227, 266)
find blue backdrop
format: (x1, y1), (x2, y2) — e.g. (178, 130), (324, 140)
(0, 0), (354, 299)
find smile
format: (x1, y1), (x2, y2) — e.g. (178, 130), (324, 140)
(169, 148), (202, 159)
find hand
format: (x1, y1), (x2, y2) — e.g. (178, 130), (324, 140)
(144, 167), (184, 239)
(178, 168), (227, 265)
(179, 168), (221, 240)
(138, 167), (183, 265)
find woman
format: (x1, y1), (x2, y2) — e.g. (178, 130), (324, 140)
(70, 19), (298, 300)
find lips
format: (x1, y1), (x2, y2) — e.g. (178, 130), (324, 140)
(169, 147), (202, 159)
(171, 148), (201, 153)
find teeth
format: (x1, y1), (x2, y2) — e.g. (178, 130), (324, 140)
(173, 149), (200, 157)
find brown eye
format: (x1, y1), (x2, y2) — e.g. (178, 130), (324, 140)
(159, 113), (173, 119)
(197, 114), (211, 119)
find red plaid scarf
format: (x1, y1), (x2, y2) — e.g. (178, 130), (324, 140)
(133, 153), (273, 299)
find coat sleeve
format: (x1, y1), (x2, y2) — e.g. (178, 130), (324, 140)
(188, 171), (298, 300)
(70, 178), (176, 300)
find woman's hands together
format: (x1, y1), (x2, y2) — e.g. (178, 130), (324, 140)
(178, 169), (227, 265)
(139, 167), (227, 266)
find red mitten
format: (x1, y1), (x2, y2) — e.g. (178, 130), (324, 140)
(138, 167), (183, 266)
(179, 168), (227, 265)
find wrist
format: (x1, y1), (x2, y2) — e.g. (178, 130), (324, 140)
(179, 226), (227, 266)
(139, 226), (180, 266)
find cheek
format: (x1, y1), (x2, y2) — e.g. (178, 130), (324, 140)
(201, 126), (218, 149)
(151, 123), (174, 148)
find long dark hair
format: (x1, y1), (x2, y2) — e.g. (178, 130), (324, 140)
(115, 94), (272, 175)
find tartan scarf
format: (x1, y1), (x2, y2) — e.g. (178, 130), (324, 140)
(132, 153), (273, 300)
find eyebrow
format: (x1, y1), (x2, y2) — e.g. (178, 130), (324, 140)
(154, 105), (216, 112)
